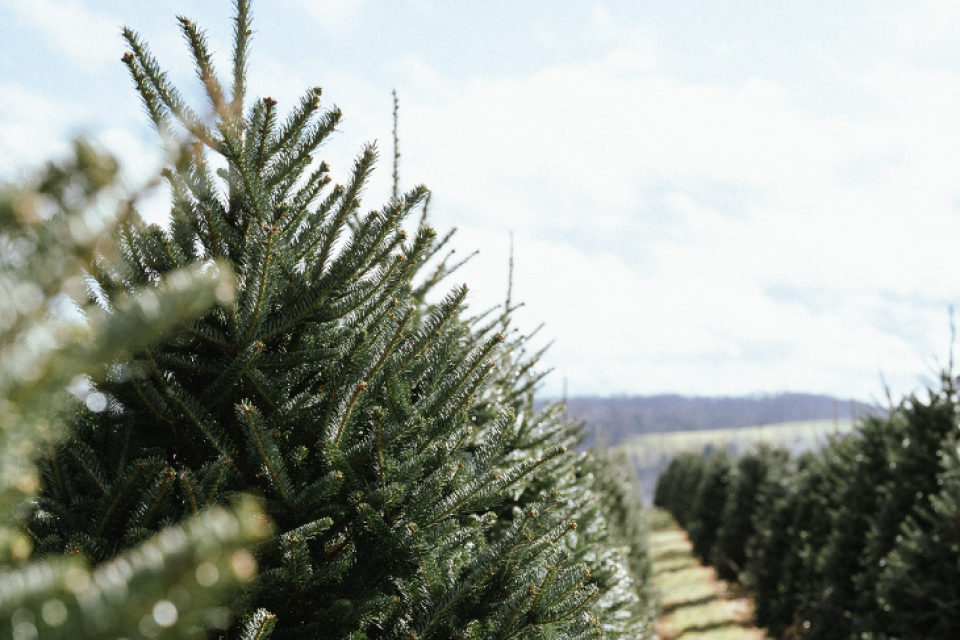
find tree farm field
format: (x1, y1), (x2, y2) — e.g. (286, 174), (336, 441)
(647, 508), (766, 640)
(638, 421), (854, 640)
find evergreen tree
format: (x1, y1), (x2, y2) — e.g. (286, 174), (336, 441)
(743, 452), (796, 634)
(875, 439), (960, 639)
(785, 435), (863, 640)
(1, 141), (268, 639)
(794, 380), (957, 639)
(586, 448), (657, 637)
(743, 380), (959, 640)
(658, 374), (960, 639)
(803, 411), (905, 640)
(653, 452), (705, 528)
(747, 452), (835, 639)
(853, 383), (956, 634)
(20, 2), (655, 638)
(711, 445), (787, 582)
(686, 450), (732, 562)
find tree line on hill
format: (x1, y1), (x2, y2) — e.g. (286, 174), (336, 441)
(553, 393), (879, 447)
(654, 374), (960, 640)
(0, 2), (660, 638)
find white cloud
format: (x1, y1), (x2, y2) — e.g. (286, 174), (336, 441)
(4, 0), (120, 70)
(589, 5), (659, 64)
(373, 29), (960, 400)
(282, 0), (367, 32)
(867, 1), (960, 59)
(0, 83), (71, 181)
(93, 127), (170, 226)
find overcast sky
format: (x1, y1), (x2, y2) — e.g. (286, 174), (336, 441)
(5, 1), (960, 402)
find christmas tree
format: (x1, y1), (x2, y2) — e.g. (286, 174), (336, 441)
(875, 435), (960, 639)
(685, 450), (732, 562)
(747, 451), (836, 638)
(853, 382), (956, 634)
(711, 445), (787, 582)
(655, 370), (960, 638)
(742, 451), (797, 635)
(652, 451), (705, 529)
(809, 409), (912, 639)
(743, 378), (959, 639)
(17, 2), (657, 638)
(0, 140), (269, 639)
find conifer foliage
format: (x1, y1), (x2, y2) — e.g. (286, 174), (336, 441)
(655, 374), (960, 640)
(0, 140), (269, 640)
(684, 449), (732, 562)
(19, 2), (657, 638)
(712, 445), (787, 582)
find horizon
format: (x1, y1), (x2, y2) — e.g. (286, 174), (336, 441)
(542, 389), (882, 403)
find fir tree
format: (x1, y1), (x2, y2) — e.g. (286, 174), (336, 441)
(743, 452), (796, 634)
(711, 445), (787, 582)
(875, 439), (960, 639)
(853, 382), (956, 634)
(585, 448), (657, 637)
(796, 380), (957, 639)
(653, 451), (705, 528)
(743, 384), (958, 640)
(804, 425), (894, 639)
(657, 369), (960, 639)
(786, 436), (863, 640)
(747, 452), (835, 638)
(686, 450), (732, 562)
(0, 141), (269, 639)
(21, 2), (655, 638)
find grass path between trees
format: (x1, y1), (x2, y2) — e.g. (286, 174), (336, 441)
(647, 508), (768, 640)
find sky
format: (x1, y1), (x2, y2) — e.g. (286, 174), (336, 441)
(4, 1), (960, 402)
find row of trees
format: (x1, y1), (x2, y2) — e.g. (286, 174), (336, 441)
(655, 375), (960, 640)
(1, 1), (657, 638)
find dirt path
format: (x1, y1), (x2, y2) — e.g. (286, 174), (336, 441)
(647, 509), (767, 640)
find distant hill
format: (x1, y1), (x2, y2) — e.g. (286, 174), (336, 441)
(544, 393), (880, 448)
(622, 419), (855, 505)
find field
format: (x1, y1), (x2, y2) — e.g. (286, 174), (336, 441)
(647, 508), (767, 640)
(621, 419), (856, 504)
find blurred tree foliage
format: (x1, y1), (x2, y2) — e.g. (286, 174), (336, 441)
(655, 373), (960, 640)
(0, 139), (270, 639)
